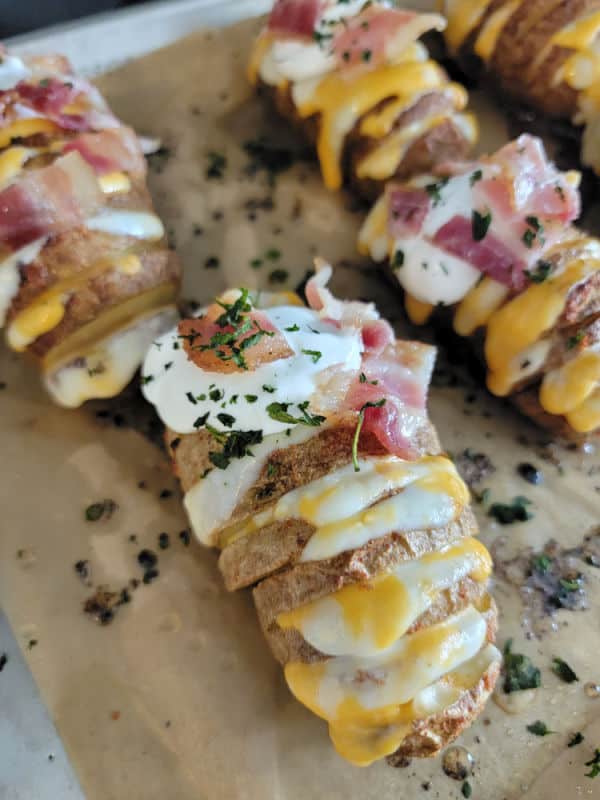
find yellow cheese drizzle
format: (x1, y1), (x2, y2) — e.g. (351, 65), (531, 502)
(405, 292), (434, 325)
(6, 251), (145, 352)
(277, 537), (492, 652)
(0, 118), (59, 149)
(361, 183), (599, 428)
(484, 256), (600, 397)
(444, 0), (493, 53)
(284, 611), (487, 766)
(473, 0), (521, 62)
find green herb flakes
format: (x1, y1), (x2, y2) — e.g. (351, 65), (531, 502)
(352, 399), (386, 472)
(266, 401), (325, 427)
(527, 720), (554, 736)
(488, 496), (533, 524)
(471, 209), (492, 241)
(502, 639), (541, 694)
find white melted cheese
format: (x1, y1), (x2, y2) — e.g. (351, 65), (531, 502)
(290, 606), (487, 716)
(392, 237), (481, 305)
(44, 307), (179, 408)
(141, 305), (362, 436)
(85, 210), (164, 240)
(0, 54), (31, 90)
(280, 537), (491, 657)
(0, 237), (46, 327)
(184, 424), (320, 546)
(294, 456), (466, 563)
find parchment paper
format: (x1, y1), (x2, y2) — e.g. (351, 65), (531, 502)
(1, 13), (600, 800)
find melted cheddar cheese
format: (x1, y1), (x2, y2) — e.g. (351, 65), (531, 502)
(217, 455), (470, 560)
(277, 537), (491, 656)
(0, 118), (59, 149)
(284, 606), (496, 765)
(443, 0), (493, 53)
(250, 21), (475, 191)
(98, 171), (132, 194)
(567, 387), (600, 432)
(7, 250), (147, 352)
(485, 256), (599, 397)
(473, 0), (521, 61)
(405, 293), (434, 325)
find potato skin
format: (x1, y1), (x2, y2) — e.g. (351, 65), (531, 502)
(257, 80), (474, 199)
(453, 0), (600, 119)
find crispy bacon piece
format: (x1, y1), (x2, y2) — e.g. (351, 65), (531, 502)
(179, 305), (293, 374)
(488, 136), (579, 222)
(348, 341), (436, 457)
(0, 76), (120, 133)
(63, 127), (146, 176)
(268, 0), (325, 37)
(331, 7), (445, 70)
(388, 187), (431, 237)
(433, 215), (527, 291)
(307, 263), (435, 458)
(0, 151), (103, 249)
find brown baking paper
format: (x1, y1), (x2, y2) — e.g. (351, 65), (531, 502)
(1, 15), (600, 800)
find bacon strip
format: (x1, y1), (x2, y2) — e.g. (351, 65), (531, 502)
(179, 305), (292, 374)
(63, 127), (146, 176)
(268, 0), (325, 37)
(388, 187), (431, 237)
(433, 215), (527, 291)
(0, 151), (103, 249)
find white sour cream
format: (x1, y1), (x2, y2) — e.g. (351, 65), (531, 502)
(141, 304), (363, 436)
(0, 54), (31, 90)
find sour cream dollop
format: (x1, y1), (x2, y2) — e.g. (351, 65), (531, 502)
(142, 304), (363, 436)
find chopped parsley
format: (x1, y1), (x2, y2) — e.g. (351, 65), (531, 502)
(141, 374), (154, 385)
(267, 462), (278, 478)
(285, 324), (300, 332)
(244, 394), (258, 403)
(193, 412), (210, 429)
(425, 177), (449, 207)
(471, 209), (492, 242)
(525, 259), (554, 283)
(262, 384), (275, 393)
(488, 495), (533, 524)
(313, 29), (333, 46)
(359, 372), (378, 385)
(266, 401), (325, 427)
(85, 500), (117, 522)
(204, 256), (220, 269)
(189, 289), (275, 371)
(527, 720), (554, 737)
(567, 330), (585, 349)
(269, 268), (289, 284)
(532, 553), (552, 574)
(568, 732), (584, 748)
(209, 388), (224, 402)
(250, 258), (263, 269)
(461, 781), (472, 798)
(265, 248), (281, 260)
(522, 216), (545, 249)
(186, 391), (197, 405)
(552, 657), (579, 684)
(502, 639), (541, 694)
(206, 151), (227, 179)
(585, 750), (600, 778)
(469, 169), (483, 186)
(352, 399), (386, 472)
(216, 413), (235, 428)
(205, 426), (263, 470)
(361, 49), (372, 62)
(302, 349), (322, 363)
(392, 249), (405, 269)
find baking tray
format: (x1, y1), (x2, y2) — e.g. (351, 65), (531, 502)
(1, 2), (600, 799)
